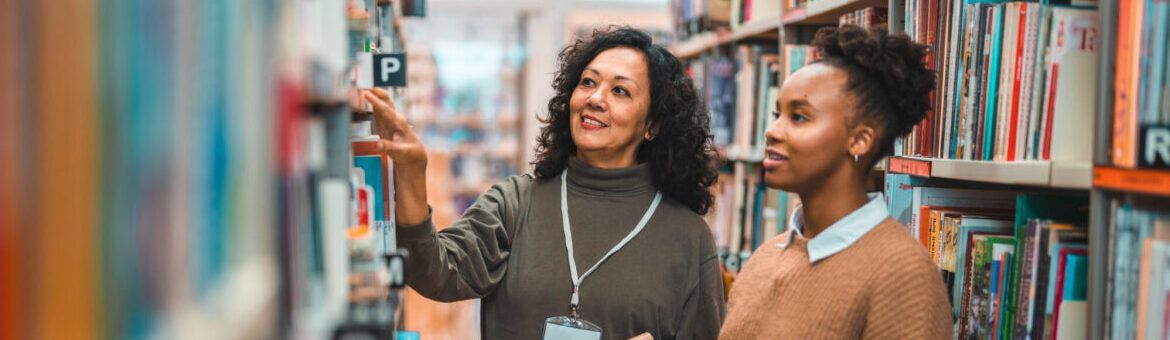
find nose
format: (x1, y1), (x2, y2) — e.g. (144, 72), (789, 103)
(765, 115), (785, 145)
(585, 87), (606, 111)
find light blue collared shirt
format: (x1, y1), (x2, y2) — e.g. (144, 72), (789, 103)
(777, 193), (891, 263)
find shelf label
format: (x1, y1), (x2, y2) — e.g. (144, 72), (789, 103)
(889, 157), (932, 177)
(1140, 125), (1170, 169)
(1094, 167), (1170, 197)
(385, 253), (407, 288)
(373, 53), (407, 87)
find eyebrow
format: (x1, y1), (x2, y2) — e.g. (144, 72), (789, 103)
(784, 98), (816, 112)
(585, 67), (640, 90)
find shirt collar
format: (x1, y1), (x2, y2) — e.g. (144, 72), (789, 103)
(777, 193), (890, 263)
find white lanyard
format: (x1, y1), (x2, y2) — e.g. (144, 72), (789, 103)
(560, 171), (662, 318)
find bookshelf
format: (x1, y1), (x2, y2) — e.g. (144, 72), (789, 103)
(670, 0), (791, 285)
(1087, 0), (1170, 338)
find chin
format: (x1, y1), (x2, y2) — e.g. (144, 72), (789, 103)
(570, 134), (605, 151)
(763, 172), (801, 193)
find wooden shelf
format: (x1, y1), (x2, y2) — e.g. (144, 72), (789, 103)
(782, 0), (889, 26)
(888, 156), (1092, 189)
(671, 19), (781, 60)
(1093, 167), (1170, 197)
(1050, 162), (1093, 190)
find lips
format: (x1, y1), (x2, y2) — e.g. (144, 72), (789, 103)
(762, 149), (789, 170)
(581, 114), (609, 129)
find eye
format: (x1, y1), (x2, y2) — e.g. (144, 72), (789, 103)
(581, 78), (595, 87)
(771, 111), (780, 119)
(613, 86), (629, 97)
(791, 112), (808, 123)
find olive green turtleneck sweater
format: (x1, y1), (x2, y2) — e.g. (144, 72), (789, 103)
(397, 157), (724, 340)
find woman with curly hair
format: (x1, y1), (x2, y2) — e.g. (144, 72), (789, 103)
(363, 26), (722, 340)
(719, 25), (951, 339)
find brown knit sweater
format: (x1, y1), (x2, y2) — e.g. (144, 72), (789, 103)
(720, 218), (953, 339)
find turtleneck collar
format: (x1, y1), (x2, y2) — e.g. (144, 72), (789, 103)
(565, 156), (655, 196)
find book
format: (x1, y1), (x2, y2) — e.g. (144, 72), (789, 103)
(883, 173), (928, 229)
(1113, 0), (1145, 168)
(1042, 7), (1099, 163)
(1051, 248), (1088, 340)
(953, 217), (1013, 319)
(353, 140), (396, 255)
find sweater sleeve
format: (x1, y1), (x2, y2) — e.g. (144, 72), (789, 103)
(861, 247), (954, 340)
(674, 254), (725, 340)
(396, 175), (531, 302)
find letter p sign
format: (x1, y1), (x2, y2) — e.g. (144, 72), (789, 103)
(373, 53), (407, 87)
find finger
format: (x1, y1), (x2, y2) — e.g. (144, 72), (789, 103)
(364, 91), (411, 131)
(370, 87), (391, 101)
(371, 88), (398, 111)
(377, 139), (416, 156)
(377, 139), (396, 154)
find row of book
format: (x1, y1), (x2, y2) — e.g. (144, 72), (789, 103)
(838, 6), (888, 29)
(706, 163), (793, 275)
(730, 0), (783, 30)
(898, 1), (1098, 164)
(669, 0), (784, 40)
(671, 0), (731, 40)
(1111, 0), (1170, 169)
(885, 174), (1091, 339)
(1107, 203), (1170, 339)
(687, 45), (781, 155)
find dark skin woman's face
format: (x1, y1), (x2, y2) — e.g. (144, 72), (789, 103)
(568, 47), (653, 167)
(763, 63), (875, 193)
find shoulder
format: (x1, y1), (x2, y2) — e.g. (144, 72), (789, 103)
(471, 175), (536, 220)
(493, 174), (535, 195)
(481, 174), (535, 202)
(653, 196), (718, 255)
(660, 197), (713, 234)
(854, 219), (941, 285)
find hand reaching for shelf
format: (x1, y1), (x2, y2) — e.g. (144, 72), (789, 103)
(364, 88), (427, 169)
(363, 87), (430, 226)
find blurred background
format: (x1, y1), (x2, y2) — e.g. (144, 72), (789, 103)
(5, 0), (1155, 339)
(0, 0), (678, 339)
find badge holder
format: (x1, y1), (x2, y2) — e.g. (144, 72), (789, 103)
(543, 314), (601, 340)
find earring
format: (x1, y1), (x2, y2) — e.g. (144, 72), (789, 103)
(853, 154), (859, 164)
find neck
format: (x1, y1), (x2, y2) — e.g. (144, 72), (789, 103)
(797, 167), (869, 239)
(576, 149), (637, 169)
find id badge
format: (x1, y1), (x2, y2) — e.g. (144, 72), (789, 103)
(543, 316), (601, 340)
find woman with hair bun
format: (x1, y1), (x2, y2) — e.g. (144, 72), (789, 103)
(719, 25), (951, 339)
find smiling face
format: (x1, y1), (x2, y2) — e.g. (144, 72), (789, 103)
(568, 47), (653, 167)
(762, 63), (868, 193)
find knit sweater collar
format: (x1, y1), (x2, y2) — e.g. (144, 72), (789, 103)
(565, 156), (655, 196)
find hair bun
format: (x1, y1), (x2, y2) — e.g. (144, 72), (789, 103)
(812, 25), (935, 137)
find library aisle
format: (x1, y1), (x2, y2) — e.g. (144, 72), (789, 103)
(1, 0), (1167, 339)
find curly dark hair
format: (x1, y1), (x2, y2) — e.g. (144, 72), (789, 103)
(531, 26), (718, 215)
(812, 25), (935, 167)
